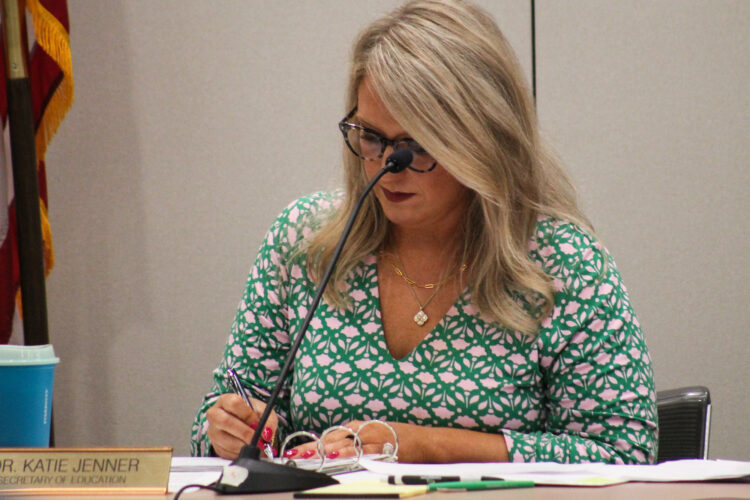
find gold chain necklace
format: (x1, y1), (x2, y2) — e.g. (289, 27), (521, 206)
(385, 252), (467, 289)
(405, 283), (442, 326)
(389, 262), (455, 289)
(382, 251), (467, 326)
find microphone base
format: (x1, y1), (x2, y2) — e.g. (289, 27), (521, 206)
(214, 456), (339, 495)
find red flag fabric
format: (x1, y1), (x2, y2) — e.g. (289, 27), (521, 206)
(0, 39), (16, 344)
(0, 0), (73, 344)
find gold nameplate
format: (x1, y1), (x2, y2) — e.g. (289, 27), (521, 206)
(0, 447), (172, 495)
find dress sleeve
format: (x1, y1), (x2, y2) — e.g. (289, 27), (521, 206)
(504, 223), (658, 464)
(190, 200), (312, 456)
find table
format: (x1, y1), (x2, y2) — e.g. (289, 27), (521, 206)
(14, 481), (750, 500)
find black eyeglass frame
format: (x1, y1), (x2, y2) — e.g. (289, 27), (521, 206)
(338, 107), (437, 173)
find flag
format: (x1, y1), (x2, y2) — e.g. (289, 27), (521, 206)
(0, 32), (16, 344)
(0, 0), (73, 344)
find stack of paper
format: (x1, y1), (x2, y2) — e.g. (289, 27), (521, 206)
(166, 456), (750, 493)
(168, 457), (228, 493)
(359, 458), (750, 486)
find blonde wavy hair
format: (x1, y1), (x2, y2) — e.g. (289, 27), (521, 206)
(306, 0), (592, 336)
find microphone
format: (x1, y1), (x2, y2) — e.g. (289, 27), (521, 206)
(214, 150), (413, 494)
(383, 148), (413, 173)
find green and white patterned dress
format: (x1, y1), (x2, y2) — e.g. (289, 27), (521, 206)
(191, 191), (657, 463)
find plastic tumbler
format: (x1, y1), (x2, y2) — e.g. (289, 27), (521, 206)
(0, 344), (59, 447)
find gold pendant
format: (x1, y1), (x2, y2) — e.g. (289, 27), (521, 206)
(413, 309), (428, 326)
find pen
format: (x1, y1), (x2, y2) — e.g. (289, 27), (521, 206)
(430, 480), (534, 491)
(226, 368), (275, 459)
(388, 475), (501, 485)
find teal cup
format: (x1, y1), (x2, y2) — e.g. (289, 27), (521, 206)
(0, 344), (59, 447)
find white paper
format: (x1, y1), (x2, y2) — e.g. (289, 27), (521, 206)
(170, 456), (229, 471)
(359, 458), (750, 485)
(333, 470), (386, 483)
(270, 452), (393, 474)
(167, 456), (750, 492)
(167, 456), (382, 492)
(168, 457), (229, 493)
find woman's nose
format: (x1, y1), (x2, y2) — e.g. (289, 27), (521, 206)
(380, 145), (396, 168)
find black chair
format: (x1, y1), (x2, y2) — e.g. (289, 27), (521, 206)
(656, 386), (711, 463)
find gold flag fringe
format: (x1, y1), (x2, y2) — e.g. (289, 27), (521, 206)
(14, 199), (55, 317)
(27, 0), (74, 277)
(14, 0), (73, 315)
(27, 0), (74, 164)
(40, 198), (54, 270)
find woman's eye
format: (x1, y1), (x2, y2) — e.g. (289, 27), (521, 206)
(359, 132), (381, 145)
(407, 141), (427, 154)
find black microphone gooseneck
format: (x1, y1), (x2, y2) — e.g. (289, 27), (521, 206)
(215, 149), (413, 494)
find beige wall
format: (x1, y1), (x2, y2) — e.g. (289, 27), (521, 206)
(43, 1), (748, 458)
(535, 1), (750, 460)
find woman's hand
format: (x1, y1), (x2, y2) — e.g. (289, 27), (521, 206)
(283, 420), (422, 462)
(206, 394), (278, 459)
(282, 420), (509, 463)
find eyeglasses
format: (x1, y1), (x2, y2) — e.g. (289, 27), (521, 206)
(338, 107), (437, 173)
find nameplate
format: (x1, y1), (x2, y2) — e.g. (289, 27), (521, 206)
(0, 447), (172, 494)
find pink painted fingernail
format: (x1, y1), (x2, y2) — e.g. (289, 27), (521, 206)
(262, 427), (273, 442)
(326, 451), (339, 459)
(249, 422), (258, 430)
(301, 449), (316, 459)
(284, 449), (298, 458)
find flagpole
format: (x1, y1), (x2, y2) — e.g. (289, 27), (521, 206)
(2, 0), (50, 348)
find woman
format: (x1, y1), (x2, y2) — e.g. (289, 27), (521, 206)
(191, 0), (657, 464)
